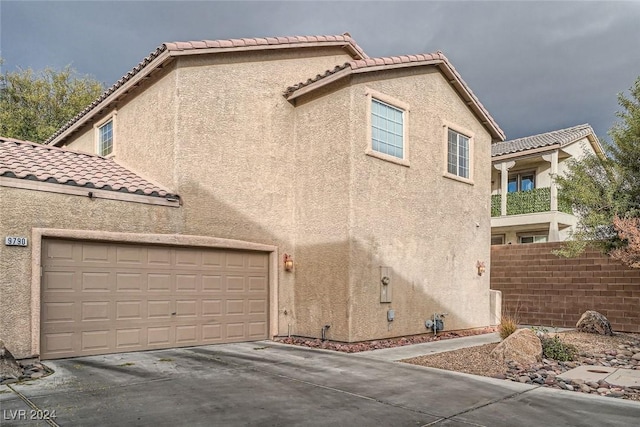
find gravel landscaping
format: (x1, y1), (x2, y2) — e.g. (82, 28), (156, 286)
(403, 330), (640, 402)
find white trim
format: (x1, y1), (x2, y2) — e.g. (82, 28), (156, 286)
(442, 120), (474, 185)
(365, 87), (410, 167)
(30, 229), (280, 357)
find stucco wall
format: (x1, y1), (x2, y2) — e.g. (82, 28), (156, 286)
(290, 68), (493, 341)
(19, 47), (497, 349)
(0, 186), (183, 358)
(60, 48), (357, 338)
(346, 70), (492, 340)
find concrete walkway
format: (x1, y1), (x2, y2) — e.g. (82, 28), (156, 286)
(352, 332), (501, 361)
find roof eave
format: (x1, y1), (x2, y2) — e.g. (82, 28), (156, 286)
(491, 143), (562, 162)
(435, 62), (505, 142)
(48, 49), (174, 147)
(168, 40), (367, 59)
(286, 59), (505, 142)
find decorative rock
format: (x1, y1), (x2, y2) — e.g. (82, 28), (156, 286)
(518, 376), (530, 383)
(576, 310), (614, 335)
(597, 388), (610, 394)
(491, 328), (543, 365)
(632, 353), (640, 361)
(580, 384), (592, 393)
(0, 339), (22, 380)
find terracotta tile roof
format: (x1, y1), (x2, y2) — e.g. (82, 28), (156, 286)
(491, 124), (596, 157)
(284, 52), (505, 142)
(0, 136), (175, 198)
(46, 33), (366, 146)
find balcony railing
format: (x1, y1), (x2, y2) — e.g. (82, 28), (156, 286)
(491, 187), (572, 217)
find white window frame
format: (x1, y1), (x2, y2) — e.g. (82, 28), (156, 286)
(95, 113), (116, 157)
(365, 88), (410, 167)
(443, 121), (474, 184)
(518, 234), (547, 244)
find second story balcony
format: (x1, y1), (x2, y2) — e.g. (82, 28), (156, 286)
(491, 187), (572, 217)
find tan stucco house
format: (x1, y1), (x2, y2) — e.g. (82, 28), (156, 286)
(490, 124), (603, 244)
(1, 33), (505, 360)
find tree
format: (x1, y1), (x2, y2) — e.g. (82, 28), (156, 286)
(0, 61), (104, 143)
(555, 76), (640, 264)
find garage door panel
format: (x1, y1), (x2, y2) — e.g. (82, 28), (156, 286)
(202, 300), (222, 316)
(116, 246), (145, 264)
(116, 328), (143, 348)
(81, 272), (111, 291)
(81, 330), (110, 351)
(226, 276), (246, 292)
(176, 300), (197, 317)
(226, 300), (245, 315)
(148, 273), (172, 291)
(225, 253), (245, 269)
(148, 327), (171, 345)
(248, 322), (267, 338)
(202, 275), (222, 291)
(176, 274), (198, 291)
(81, 244), (111, 264)
(175, 325), (198, 343)
(202, 324), (222, 341)
(248, 299), (267, 315)
(42, 271), (76, 292)
(248, 276), (267, 292)
(148, 300), (172, 318)
(41, 240), (269, 359)
(116, 272), (144, 291)
(81, 302), (110, 321)
(42, 302), (75, 322)
(116, 301), (143, 320)
(226, 323), (245, 339)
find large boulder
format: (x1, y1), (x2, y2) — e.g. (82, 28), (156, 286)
(490, 328), (542, 366)
(576, 310), (614, 336)
(0, 339), (23, 380)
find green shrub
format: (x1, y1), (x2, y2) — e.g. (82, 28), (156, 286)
(498, 314), (518, 340)
(541, 335), (577, 361)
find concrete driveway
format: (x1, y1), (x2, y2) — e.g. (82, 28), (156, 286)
(1, 341), (639, 426)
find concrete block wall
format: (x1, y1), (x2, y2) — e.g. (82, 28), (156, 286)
(491, 242), (640, 332)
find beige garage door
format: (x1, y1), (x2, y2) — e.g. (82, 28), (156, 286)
(41, 239), (269, 359)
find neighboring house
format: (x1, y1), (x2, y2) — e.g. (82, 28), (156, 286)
(490, 124), (603, 245)
(1, 33), (505, 360)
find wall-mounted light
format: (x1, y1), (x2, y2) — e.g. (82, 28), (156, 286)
(283, 254), (293, 272)
(476, 261), (486, 276)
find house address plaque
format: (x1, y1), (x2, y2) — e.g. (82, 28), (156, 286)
(5, 236), (28, 247)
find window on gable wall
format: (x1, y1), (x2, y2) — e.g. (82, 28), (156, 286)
(447, 129), (470, 179)
(98, 120), (113, 157)
(371, 98), (404, 159)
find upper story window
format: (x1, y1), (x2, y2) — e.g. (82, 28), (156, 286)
(365, 88), (410, 167)
(371, 99), (404, 159)
(508, 172), (535, 192)
(447, 129), (470, 179)
(97, 119), (114, 157)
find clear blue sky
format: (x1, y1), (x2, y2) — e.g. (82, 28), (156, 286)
(2, 1), (639, 141)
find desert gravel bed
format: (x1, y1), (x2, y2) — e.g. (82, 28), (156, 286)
(403, 330), (640, 402)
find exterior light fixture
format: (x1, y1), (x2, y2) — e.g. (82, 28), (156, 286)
(283, 254), (293, 271)
(476, 261), (486, 276)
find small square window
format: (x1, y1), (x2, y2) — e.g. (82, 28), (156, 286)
(371, 99), (404, 159)
(447, 129), (470, 179)
(98, 120), (113, 156)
